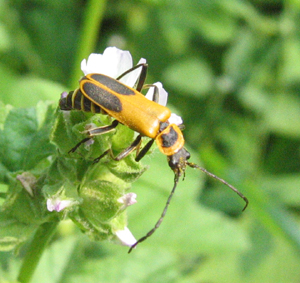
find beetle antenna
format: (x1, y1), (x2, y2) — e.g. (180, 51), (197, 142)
(187, 162), (248, 211)
(128, 175), (180, 253)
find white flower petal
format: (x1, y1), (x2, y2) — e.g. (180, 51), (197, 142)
(168, 113), (183, 125)
(81, 47), (134, 77)
(101, 47), (133, 78)
(81, 53), (103, 75)
(115, 227), (137, 247)
(145, 82), (168, 106)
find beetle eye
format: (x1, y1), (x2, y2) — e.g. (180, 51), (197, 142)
(168, 155), (177, 170)
(185, 149), (191, 160)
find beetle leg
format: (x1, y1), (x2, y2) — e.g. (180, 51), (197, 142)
(69, 120), (119, 154)
(135, 139), (155, 162)
(116, 63), (148, 92)
(93, 134), (142, 163)
(92, 149), (110, 163)
(68, 137), (92, 153)
(95, 136), (155, 163)
(86, 120), (119, 136)
(114, 134), (142, 161)
(142, 84), (160, 103)
(94, 134), (155, 163)
(135, 64), (148, 92)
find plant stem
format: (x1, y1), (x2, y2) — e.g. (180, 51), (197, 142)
(69, 0), (107, 89)
(17, 222), (58, 283)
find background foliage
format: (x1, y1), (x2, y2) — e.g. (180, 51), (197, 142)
(1, 0), (300, 282)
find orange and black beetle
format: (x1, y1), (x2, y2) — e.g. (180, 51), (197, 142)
(59, 63), (248, 252)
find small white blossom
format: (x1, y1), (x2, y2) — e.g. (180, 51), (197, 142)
(115, 227), (137, 247)
(118, 193), (137, 209)
(47, 198), (74, 212)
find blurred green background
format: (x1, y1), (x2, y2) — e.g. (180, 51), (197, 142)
(2, 0), (300, 282)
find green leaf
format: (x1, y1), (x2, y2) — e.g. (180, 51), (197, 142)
(0, 102), (56, 173)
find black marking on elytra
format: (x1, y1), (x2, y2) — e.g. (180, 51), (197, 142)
(90, 74), (135, 96)
(82, 82), (123, 112)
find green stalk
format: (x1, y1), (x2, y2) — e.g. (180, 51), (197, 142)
(17, 222), (58, 283)
(69, 0), (107, 89)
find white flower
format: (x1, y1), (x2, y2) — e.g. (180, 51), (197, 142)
(118, 193), (137, 209)
(47, 197), (75, 212)
(115, 227), (137, 247)
(81, 46), (146, 89)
